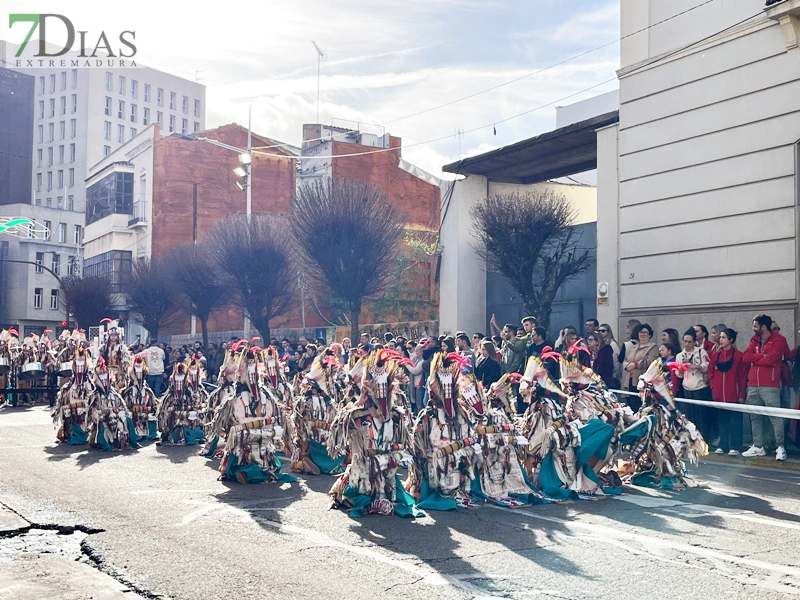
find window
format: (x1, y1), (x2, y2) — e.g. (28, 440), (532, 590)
(48, 123), (54, 142)
(50, 289), (59, 310)
(70, 119), (76, 138)
(71, 94), (76, 113)
(85, 172), (134, 225)
(182, 95), (188, 114)
(181, 118), (187, 134)
(117, 124), (124, 143)
(144, 83), (150, 102)
(169, 92), (176, 110)
(36, 173), (42, 191)
(59, 121), (65, 139)
(38, 100), (44, 119)
(58, 170), (63, 188)
(67, 257), (79, 276)
(143, 107), (149, 126)
(194, 99), (200, 117)
(157, 88), (163, 106)
(43, 221), (51, 240)
(34, 253), (44, 273)
(51, 254), (60, 275)
(46, 197), (52, 207)
(193, 121), (199, 133)
(104, 97), (111, 115)
(39, 76), (45, 95)
(105, 72), (112, 91)
(60, 71), (66, 90)
(37, 149), (42, 167)
(58, 223), (66, 243)
(34, 197), (40, 206)
(49, 98), (55, 117)
(68, 195), (74, 211)
(156, 111), (163, 125)
(103, 145), (110, 157)
(71, 69), (77, 88)
(82, 250), (132, 293)
(131, 80), (137, 99)
(47, 147), (53, 166)
(118, 100), (124, 119)
(58, 146), (64, 164)
(130, 128), (137, 139)
(73, 225), (82, 245)
(47, 172), (52, 191)
(169, 115), (175, 133)
(130, 104), (137, 123)
(104, 121), (111, 141)
(57, 196), (63, 209)
(60, 96), (66, 115)
(38, 125), (43, 143)
(69, 144), (75, 163)
(69, 168), (74, 186)
(49, 74), (55, 93)
(33, 288), (42, 309)
(26, 224), (35, 239)
(118, 76), (126, 95)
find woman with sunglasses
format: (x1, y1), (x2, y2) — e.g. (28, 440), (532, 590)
(598, 323), (620, 384)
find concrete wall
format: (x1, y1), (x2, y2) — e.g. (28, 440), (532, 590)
(613, 8), (800, 342)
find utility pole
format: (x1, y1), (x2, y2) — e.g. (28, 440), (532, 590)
(312, 41), (325, 123)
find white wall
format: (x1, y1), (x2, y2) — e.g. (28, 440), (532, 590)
(596, 124), (620, 328)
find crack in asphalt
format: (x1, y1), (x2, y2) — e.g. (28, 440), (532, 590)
(81, 538), (169, 600)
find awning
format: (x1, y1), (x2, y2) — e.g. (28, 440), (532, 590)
(442, 111), (619, 184)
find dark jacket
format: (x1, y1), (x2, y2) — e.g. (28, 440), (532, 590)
(591, 344), (617, 388)
(475, 355), (502, 389)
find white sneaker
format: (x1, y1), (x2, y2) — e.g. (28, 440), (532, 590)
(776, 446), (787, 461)
(742, 446), (766, 458)
(728, 450), (740, 456)
(714, 448), (724, 454)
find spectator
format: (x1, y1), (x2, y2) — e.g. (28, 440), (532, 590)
(491, 335), (503, 362)
(587, 333), (617, 388)
(742, 314), (789, 460)
(472, 332), (485, 348)
(709, 324), (728, 353)
(599, 323), (621, 383)
(341, 337), (351, 363)
(455, 333), (475, 369)
(475, 340), (502, 390)
(708, 328), (747, 456)
(694, 324), (714, 355)
(279, 338), (292, 359)
(661, 328), (681, 355)
(563, 327), (591, 367)
(298, 344), (317, 371)
(383, 332), (395, 344)
(360, 332), (374, 351)
(520, 316), (537, 347)
(585, 318), (599, 339)
(618, 319), (641, 367)
(142, 340), (165, 397)
(622, 323), (658, 411)
(676, 328), (713, 441)
(657, 342), (680, 396)
(499, 322), (527, 413)
(527, 326), (550, 358)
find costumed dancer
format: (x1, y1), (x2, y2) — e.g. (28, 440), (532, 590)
(408, 350), (481, 510)
(52, 347), (92, 445)
(122, 355), (159, 443)
(100, 321), (126, 384)
(288, 351), (342, 475)
(199, 344), (240, 458)
(157, 356), (208, 446)
(215, 341), (294, 484)
(328, 349), (422, 518)
(617, 360), (708, 490)
(89, 358), (135, 451)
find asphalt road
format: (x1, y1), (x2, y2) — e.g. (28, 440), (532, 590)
(2, 404), (800, 600)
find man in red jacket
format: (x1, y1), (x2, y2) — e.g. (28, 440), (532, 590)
(741, 314), (790, 460)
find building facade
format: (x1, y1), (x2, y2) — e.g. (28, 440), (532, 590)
(0, 67), (34, 206)
(597, 0), (800, 339)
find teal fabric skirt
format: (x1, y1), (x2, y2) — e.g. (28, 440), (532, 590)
(342, 475), (425, 518)
(224, 454), (298, 485)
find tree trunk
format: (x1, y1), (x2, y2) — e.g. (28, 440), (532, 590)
(349, 299), (361, 345)
(200, 317), (209, 349)
(147, 325), (159, 344)
(538, 306), (553, 338)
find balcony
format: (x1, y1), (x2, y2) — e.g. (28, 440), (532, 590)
(128, 199), (147, 228)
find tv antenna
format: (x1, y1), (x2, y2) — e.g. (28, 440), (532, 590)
(312, 41), (325, 124)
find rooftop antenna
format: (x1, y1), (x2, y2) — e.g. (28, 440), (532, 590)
(312, 41), (325, 124)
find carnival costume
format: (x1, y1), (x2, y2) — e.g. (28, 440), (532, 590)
(618, 360), (708, 489)
(214, 341), (295, 484)
(157, 357), (208, 446)
(52, 347), (92, 445)
(89, 359), (135, 451)
(122, 355), (159, 443)
(328, 349), (422, 518)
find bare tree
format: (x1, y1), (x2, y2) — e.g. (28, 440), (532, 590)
(60, 275), (114, 330)
(205, 213), (295, 344)
(470, 190), (591, 332)
(126, 257), (180, 341)
(290, 177), (406, 342)
(166, 242), (228, 348)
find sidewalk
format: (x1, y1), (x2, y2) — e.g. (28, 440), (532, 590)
(0, 502), (144, 600)
(701, 440), (800, 472)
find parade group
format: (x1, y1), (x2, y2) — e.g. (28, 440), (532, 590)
(0, 322), (709, 519)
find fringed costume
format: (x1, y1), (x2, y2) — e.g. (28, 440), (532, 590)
(157, 357), (207, 446)
(52, 348), (92, 445)
(89, 359), (135, 451)
(122, 355), (159, 443)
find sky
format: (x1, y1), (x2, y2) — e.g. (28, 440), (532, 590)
(2, 0), (621, 179)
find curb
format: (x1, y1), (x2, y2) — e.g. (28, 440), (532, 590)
(700, 451), (800, 472)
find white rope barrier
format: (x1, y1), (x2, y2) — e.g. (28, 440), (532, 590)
(609, 388), (800, 421)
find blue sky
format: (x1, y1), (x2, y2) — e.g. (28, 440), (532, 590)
(4, 0), (621, 177)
